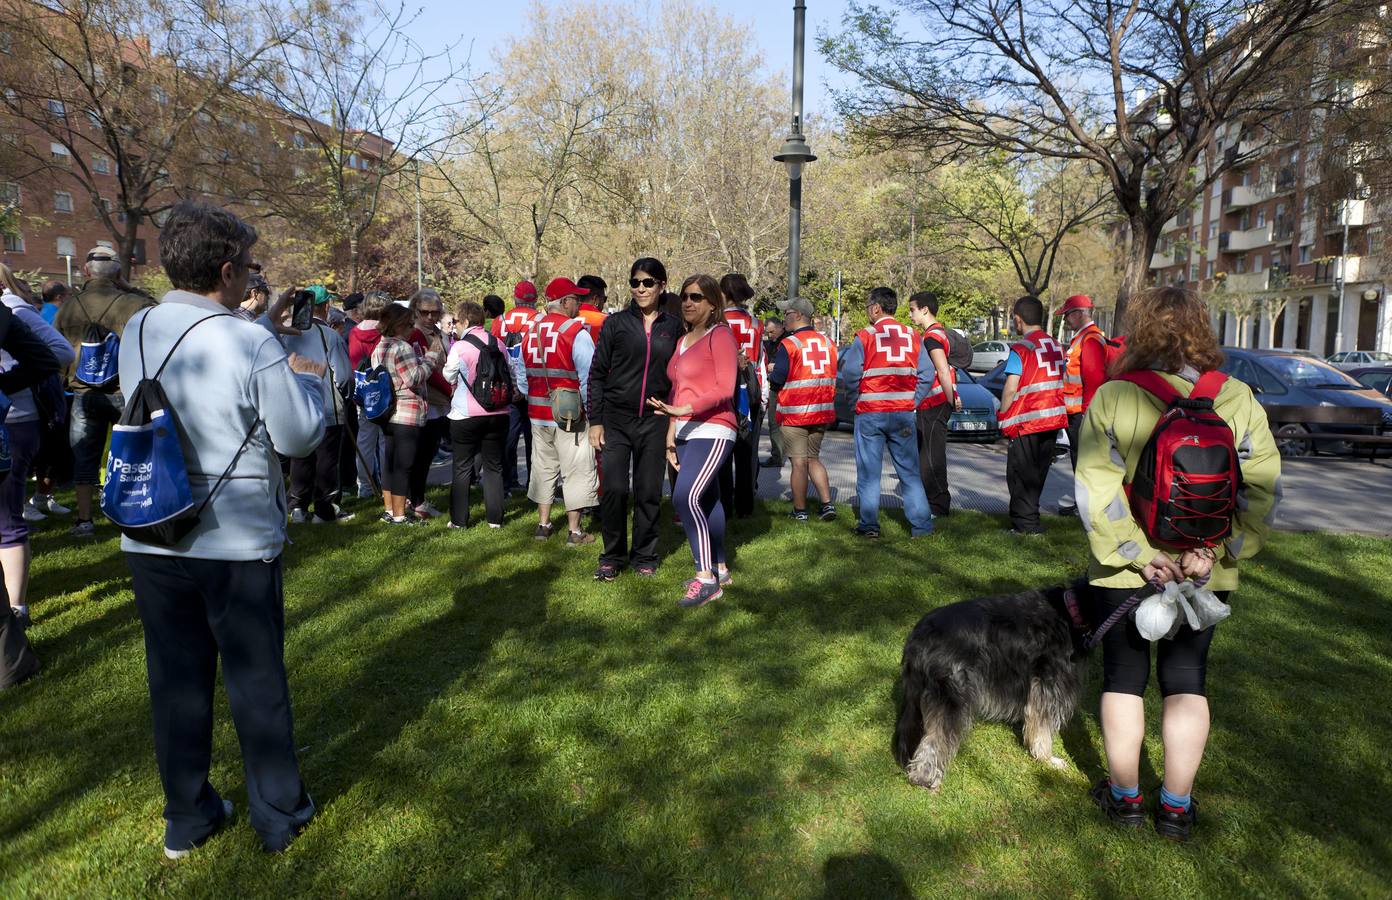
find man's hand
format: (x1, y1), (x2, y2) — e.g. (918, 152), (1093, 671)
(1142, 552), (1185, 585)
(589, 424), (605, 450)
(287, 352), (326, 378)
(267, 287), (302, 336)
(737, 349), (750, 369)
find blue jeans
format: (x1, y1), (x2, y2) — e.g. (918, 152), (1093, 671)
(854, 411), (934, 535)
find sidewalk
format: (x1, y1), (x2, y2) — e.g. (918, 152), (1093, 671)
(752, 427), (1392, 537)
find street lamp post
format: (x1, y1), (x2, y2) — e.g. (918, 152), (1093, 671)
(774, 0), (816, 303)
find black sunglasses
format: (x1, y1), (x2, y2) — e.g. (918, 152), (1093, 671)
(681, 292), (705, 301)
(629, 278), (658, 289)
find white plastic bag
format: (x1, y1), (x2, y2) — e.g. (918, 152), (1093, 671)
(1133, 581), (1230, 642)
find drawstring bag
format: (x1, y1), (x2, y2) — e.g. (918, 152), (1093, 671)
(73, 295), (122, 389)
(354, 360), (395, 424)
(1134, 580), (1232, 641)
(102, 312), (258, 546)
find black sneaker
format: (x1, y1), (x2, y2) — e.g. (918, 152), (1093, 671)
(789, 508), (809, 522)
(818, 503), (837, 521)
(1154, 797), (1198, 842)
(593, 563), (620, 582)
(852, 525), (880, 539)
(1089, 778), (1147, 828)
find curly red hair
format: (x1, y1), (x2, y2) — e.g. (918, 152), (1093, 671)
(1113, 287), (1225, 376)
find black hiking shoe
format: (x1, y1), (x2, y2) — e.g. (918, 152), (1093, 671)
(1154, 797), (1198, 842)
(1089, 778), (1147, 829)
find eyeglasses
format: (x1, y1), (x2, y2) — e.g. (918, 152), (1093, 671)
(629, 278), (658, 289)
(422, 308), (443, 316)
(681, 292), (705, 301)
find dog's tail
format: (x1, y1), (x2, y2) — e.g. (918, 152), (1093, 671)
(893, 661), (928, 770)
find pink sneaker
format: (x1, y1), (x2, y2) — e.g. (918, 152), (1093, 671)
(678, 578), (722, 609)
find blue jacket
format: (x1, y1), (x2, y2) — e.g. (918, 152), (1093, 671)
(117, 291), (325, 561)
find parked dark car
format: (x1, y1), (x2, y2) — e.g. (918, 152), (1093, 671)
(978, 360), (1007, 400)
(1219, 348), (1392, 456)
(833, 353), (1001, 441)
(1351, 366), (1392, 399)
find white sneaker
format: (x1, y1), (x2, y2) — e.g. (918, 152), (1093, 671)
(36, 494), (71, 515)
(413, 502), (441, 519)
(311, 506), (356, 524)
(289, 509), (307, 525)
(164, 800), (234, 860)
(22, 500), (47, 522)
(68, 520), (95, 538)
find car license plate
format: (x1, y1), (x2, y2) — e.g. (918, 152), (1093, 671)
(953, 421), (987, 431)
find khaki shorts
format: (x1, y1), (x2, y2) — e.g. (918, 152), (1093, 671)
(527, 422), (600, 509)
(780, 424), (828, 460)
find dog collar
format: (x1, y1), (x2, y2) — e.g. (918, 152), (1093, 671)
(1063, 589), (1088, 631)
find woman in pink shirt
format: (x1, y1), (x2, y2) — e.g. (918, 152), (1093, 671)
(647, 274), (739, 608)
(442, 301), (510, 528)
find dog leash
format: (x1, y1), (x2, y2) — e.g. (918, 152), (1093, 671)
(1082, 574), (1212, 650)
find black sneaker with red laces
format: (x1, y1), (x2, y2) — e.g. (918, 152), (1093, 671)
(1154, 797), (1198, 842)
(1089, 778), (1147, 828)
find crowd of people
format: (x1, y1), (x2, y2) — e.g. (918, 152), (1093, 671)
(0, 198), (1283, 850)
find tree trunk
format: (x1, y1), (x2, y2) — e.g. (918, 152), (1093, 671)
(1115, 216), (1160, 333)
(348, 236), (359, 293)
(119, 218), (141, 283)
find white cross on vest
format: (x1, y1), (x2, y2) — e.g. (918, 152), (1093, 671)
(803, 338), (831, 376)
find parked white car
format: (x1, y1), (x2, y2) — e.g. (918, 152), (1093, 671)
(1327, 350), (1392, 371)
(970, 340), (1011, 372)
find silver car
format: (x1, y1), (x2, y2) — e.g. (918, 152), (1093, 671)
(970, 340), (1011, 372)
(1327, 350), (1392, 371)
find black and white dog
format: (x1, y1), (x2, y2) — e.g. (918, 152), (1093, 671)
(893, 583), (1092, 791)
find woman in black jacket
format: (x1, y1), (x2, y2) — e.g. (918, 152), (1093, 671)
(587, 258), (683, 580)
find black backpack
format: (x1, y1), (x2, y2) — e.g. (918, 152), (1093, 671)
(926, 323), (973, 370)
(460, 333), (515, 411)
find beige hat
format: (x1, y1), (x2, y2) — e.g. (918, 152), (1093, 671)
(776, 296), (815, 317)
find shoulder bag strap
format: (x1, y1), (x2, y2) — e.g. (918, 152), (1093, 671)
(1115, 370), (1182, 406)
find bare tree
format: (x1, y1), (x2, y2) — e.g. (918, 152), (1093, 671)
(0, 0), (302, 278)
(250, 1), (480, 291)
(822, 0), (1381, 327)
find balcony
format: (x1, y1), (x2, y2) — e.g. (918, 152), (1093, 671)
(1149, 248), (1175, 270)
(1324, 199), (1368, 232)
(1223, 183), (1271, 209)
(1225, 222), (1275, 252)
(1224, 139), (1265, 167)
(1222, 271), (1273, 293)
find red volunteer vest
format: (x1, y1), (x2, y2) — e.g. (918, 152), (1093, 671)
(1063, 322), (1107, 415)
(855, 317), (921, 414)
(523, 312), (585, 423)
(917, 323), (956, 409)
(776, 330), (836, 426)
(577, 303), (607, 336)
(723, 307), (764, 363)
(491, 304), (540, 344)
(999, 329), (1068, 438)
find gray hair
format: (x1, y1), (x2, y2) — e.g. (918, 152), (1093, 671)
(86, 259), (122, 279)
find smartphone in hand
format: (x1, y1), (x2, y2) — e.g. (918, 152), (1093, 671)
(291, 289), (315, 331)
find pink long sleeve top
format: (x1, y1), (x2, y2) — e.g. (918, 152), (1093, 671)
(666, 322), (739, 441)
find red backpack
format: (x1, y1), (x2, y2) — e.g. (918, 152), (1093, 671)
(1116, 370), (1240, 549)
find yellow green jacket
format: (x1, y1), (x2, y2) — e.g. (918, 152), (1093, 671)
(1076, 369), (1281, 590)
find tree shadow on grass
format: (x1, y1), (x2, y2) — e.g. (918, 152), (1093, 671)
(820, 851), (916, 899)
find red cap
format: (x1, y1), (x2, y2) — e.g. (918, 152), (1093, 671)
(514, 280), (538, 302)
(1055, 294), (1093, 315)
(544, 277), (590, 302)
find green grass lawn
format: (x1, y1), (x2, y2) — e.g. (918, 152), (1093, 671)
(3, 490), (1391, 898)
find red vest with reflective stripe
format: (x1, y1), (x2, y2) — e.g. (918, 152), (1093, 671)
(723, 307), (764, 362)
(523, 313), (584, 422)
(492, 305), (540, 344)
(776, 331), (837, 426)
(1063, 322), (1106, 415)
(917, 323), (956, 409)
(999, 330), (1068, 438)
(855, 317), (921, 413)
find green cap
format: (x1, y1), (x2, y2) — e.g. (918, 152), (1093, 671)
(307, 284), (336, 305)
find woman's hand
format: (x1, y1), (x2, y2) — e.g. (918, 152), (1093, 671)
(1179, 548), (1216, 582)
(666, 444), (680, 471)
(1142, 552), (1185, 585)
(589, 424), (605, 450)
(646, 397), (693, 417)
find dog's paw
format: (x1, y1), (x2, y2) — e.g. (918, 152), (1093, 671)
(907, 772), (943, 792)
(1047, 755), (1069, 770)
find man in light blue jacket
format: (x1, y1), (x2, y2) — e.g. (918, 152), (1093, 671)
(118, 201), (326, 858)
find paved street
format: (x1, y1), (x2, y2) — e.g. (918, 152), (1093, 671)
(751, 426), (1392, 537)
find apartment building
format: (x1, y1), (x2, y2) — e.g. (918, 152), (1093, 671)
(1147, 30), (1389, 355)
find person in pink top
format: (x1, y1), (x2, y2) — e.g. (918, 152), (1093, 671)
(647, 274), (739, 608)
(442, 301), (511, 529)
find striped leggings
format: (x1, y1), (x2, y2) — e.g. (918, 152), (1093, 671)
(673, 438), (733, 574)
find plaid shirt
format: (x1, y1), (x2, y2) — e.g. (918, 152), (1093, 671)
(371, 336), (438, 427)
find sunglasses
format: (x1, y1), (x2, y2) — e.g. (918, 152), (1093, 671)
(629, 278), (658, 289)
(681, 292), (705, 301)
